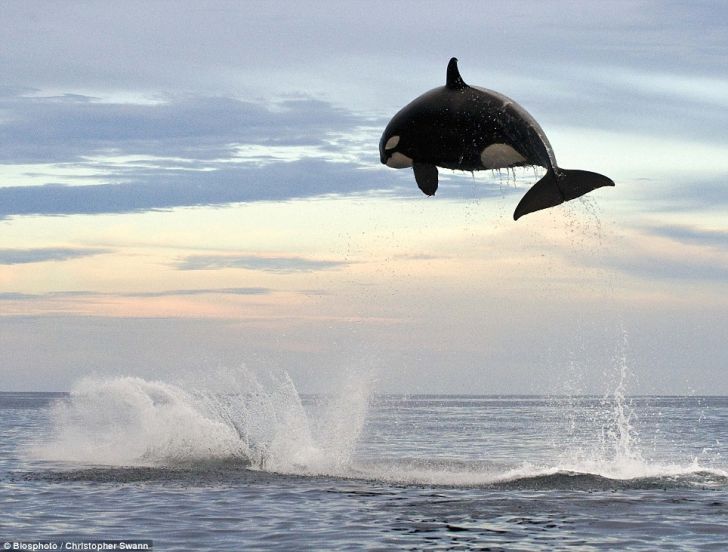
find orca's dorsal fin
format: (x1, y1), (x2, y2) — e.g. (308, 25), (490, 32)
(446, 57), (467, 90)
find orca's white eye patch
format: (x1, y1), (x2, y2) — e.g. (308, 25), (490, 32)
(384, 135), (400, 151)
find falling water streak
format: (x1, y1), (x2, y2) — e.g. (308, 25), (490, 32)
(607, 325), (641, 465)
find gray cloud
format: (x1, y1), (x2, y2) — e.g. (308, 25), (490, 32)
(127, 287), (272, 297)
(571, 224), (728, 284)
(0, 160), (522, 220)
(0, 160), (408, 219)
(0, 291), (99, 301)
(607, 254), (728, 283)
(626, 178), (728, 213)
(0, 292), (42, 301)
(0, 287), (272, 301)
(0, 92), (367, 164)
(0, 87), (419, 219)
(0, 247), (111, 265)
(644, 225), (728, 250)
(533, 74), (728, 147)
(176, 254), (348, 273)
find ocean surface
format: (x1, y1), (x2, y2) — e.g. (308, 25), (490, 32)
(2, 371), (727, 550)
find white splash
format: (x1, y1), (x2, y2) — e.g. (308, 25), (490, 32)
(32, 376), (248, 465)
(30, 366), (372, 475)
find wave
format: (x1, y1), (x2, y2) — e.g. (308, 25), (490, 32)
(494, 468), (728, 490)
(17, 459), (728, 491)
(344, 459), (728, 489)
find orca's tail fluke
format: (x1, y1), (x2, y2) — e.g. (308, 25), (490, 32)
(513, 168), (614, 220)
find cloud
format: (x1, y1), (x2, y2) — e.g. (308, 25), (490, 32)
(620, 177), (728, 213)
(644, 225), (728, 251)
(0, 89), (419, 218)
(0, 159), (410, 218)
(0, 247), (111, 264)
(0, 287), (273, 302)
(0, 290), (99, 302)
(176, 254), (349, 273)
(0, 158), (524, 220)
(0, 292), (41, 301)
(567, 225), (728, 284)
(127, 287), (272, 297)
(0, 91), (369, 164)
(608, 253), (728, 283)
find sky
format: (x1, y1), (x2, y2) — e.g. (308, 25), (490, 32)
(1, 1), (727, 394)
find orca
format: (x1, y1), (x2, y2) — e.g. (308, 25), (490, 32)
(379, 58), (614, 220)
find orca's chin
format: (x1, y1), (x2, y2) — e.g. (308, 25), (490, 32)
(385, 152), (413, 168)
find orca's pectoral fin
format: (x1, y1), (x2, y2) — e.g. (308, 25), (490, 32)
(413, 163), (438, 196)
(513, 168), (614, 220)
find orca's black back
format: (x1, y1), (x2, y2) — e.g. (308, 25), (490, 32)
(384, 85), (555, 172)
